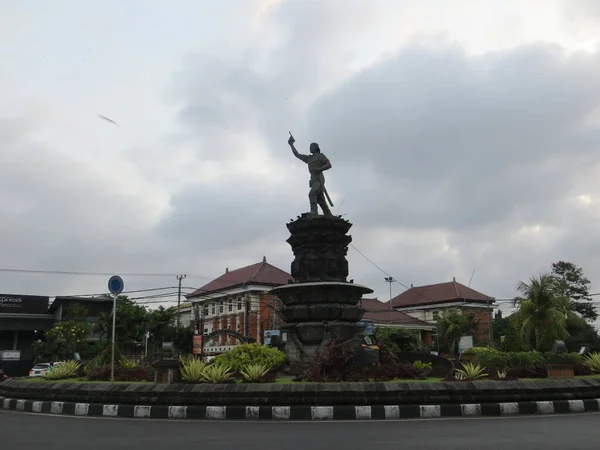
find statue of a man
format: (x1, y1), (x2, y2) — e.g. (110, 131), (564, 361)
(288, 133), (333, 216)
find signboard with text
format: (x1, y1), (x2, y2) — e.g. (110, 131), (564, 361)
(192, 335), (203, 355)
(0, 294), (49, 314)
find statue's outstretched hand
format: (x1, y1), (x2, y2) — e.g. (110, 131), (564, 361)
(288, 135), (295, 146)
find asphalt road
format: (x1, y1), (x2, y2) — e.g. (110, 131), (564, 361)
(1, 411), (599, 450)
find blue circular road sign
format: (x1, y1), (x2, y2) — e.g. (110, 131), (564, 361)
(108, 275), (124, 295)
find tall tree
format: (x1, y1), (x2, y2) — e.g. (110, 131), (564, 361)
(96, 296), (149, 352)
(551, 261), (597, 322)
(492, 310), (509, 347)
(513, 273), (585, 351)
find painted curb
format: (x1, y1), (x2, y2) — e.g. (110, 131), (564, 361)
(1, 396), (599, 420)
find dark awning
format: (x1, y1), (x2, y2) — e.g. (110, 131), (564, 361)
(0, 314), (54, 331)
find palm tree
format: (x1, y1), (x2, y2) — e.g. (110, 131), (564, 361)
(437, 310), (475, 354)
(513, 273), (585, 351)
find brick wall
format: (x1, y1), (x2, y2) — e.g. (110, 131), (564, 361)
(462, 307), (492, 345)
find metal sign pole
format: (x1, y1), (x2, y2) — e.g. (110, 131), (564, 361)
(107, 275), (124, 384)
(110, 293), (117, 383)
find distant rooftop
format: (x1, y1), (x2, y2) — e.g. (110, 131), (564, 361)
(187, 257), (292, 298)
(48, 296), (113, 313)
(386, 278), (494, 309)
(361, 298), (435, 329)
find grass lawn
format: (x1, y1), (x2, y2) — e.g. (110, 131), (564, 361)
(17, 377), (149, 384)
(12, 374), (600, 385)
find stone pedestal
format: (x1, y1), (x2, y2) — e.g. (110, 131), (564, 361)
(271, 214), (373, 374)
(153, 358), (181, 384)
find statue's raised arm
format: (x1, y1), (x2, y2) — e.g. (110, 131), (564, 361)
(288, 132), (309, 163)
(288, 132), (334, 216)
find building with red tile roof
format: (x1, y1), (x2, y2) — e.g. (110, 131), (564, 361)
(360, 297), (436, 344)
(385, 278), (495, 344)
(185, 257), (292, 353)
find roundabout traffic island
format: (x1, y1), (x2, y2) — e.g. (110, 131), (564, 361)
(2, 377), (600, 421)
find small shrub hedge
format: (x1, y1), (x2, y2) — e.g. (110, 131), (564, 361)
(214, 343), (286, 373)
(461, 347), (582, 370)
(86, 364), (152, 382)
(301, 341), (424, 382)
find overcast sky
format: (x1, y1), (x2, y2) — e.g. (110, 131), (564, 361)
(2, 0), (600, 315)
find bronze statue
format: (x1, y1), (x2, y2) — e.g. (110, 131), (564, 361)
(288, 132), (334, 216)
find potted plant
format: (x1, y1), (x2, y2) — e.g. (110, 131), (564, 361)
(544, 353), (578, 379)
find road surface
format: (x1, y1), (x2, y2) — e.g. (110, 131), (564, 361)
(1, 410), (599, 450)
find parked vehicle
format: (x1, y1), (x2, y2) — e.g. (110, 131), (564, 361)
(28, 363), (52, 377)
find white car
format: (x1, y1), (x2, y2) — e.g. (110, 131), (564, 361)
(28, 362), (63, 377)
(28, 363), (52, 377)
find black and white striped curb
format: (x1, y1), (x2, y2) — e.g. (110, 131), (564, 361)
(1, 396), (599, 420)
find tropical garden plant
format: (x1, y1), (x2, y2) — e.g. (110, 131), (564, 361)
(201, 364), (234, 383)
(454, 362), (487, 380)
(214, 343), (286, 373)
(179, 356), (207, 382)
(582, 352), (600, 373)
(44, 360), (81, 380)
(512, 273), (586, 351)
(240, 363), (270, 382)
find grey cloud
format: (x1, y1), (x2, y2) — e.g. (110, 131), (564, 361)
(307, 42), (600, 231)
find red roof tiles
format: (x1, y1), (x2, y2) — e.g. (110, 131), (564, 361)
(386, 280), (494, 308)
(186, 258), (292, 298)
(361, 298), (434, 329)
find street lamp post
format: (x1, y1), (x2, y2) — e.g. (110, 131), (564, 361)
(384, 277), (395, 325)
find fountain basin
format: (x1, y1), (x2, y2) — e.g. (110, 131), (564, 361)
(270, 281), (373, 307)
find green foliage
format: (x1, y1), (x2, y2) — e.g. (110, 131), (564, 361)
(95, 298), (189, 354)
(493, 310), (510, 347)
(240, 363), (270, 382)
(63, 303), (90, 321)
(496, 368), (508, 379)
(214, 344), (286, 372)
(455, 362), (487, 380)
(437, 310), (477, 354)
(86, 344), (122, 371)
(96, 297), (148, 351)
(44, 361), (81, 380)
(201, 364), (234, 383)
(119, 358), (138, 370)
(565, 322), (600, 352)
(375, 327), (420, 354)
(34, 321), (91, 361)
(551, 261), (597, 322)
(583, 352), (600, 373)
(513, 273), (586, 351)
(179, 356), (207, 382)
(501, 321), (527, 352)
(412, 360), (432, 370)
(461, 347), (546, 370)
(543, 352), (582, 365)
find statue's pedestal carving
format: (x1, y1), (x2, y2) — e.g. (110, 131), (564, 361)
(153, 358), (181, 384)
(271, 214), (374, 374)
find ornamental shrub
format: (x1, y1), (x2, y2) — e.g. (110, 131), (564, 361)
(214, 343), (286, 373)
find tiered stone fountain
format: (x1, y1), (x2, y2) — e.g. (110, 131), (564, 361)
(270, 213), (374, 373)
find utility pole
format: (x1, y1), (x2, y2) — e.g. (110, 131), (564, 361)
(384, 277), (395, 326)
(245, 296), (251, 338)
(176, 274), (187, 328)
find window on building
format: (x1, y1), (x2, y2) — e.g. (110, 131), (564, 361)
(432, 310), (439, 322)
(228, 299), (233, 312)
(203, 305), (209, 316)
(211, 303), (215, 315)
(219, 301), (223, 313)
(238, 298), (242, 310)
(204, 328), (209, 334)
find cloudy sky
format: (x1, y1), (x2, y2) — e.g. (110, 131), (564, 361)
(2, 0), (600, 314)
